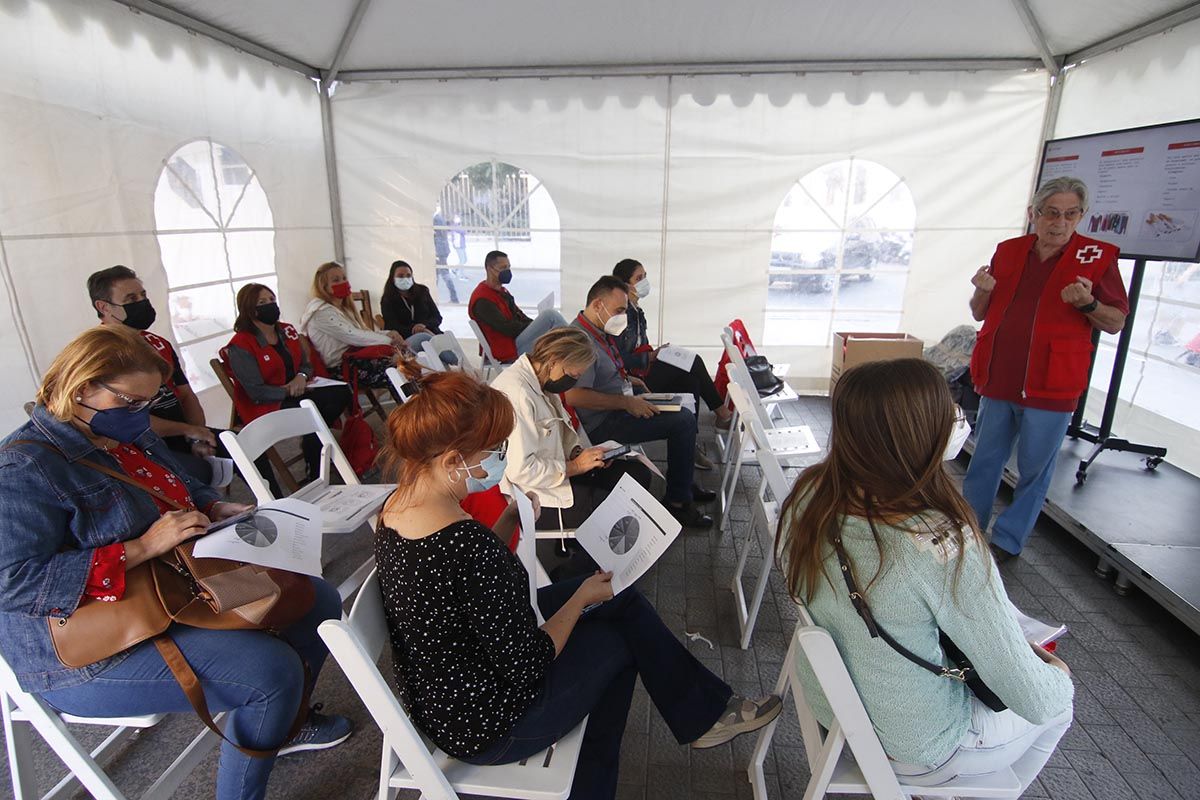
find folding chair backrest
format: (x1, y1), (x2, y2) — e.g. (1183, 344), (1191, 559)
(725, 357), (773, 429)
(318, 571), (459, 798)
(468, 319), (501, 368)
(209, 355), (242, 429)
(352, 289), (376, 330)
(385, 367), (418, 403)
(218, 399), (359, 502)
(423, 331), (475, 372)
(794, 625), (907, 798)
(728, 382), (792, 503)
(416, 350), (443, 372)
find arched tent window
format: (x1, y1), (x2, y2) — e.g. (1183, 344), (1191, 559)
(433, 160), (560, 328)
(765, 158), (916, 346)
(153, 140), (277, 391)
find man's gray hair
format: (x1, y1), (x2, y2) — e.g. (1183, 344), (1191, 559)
(1031, 176), (1088, 212)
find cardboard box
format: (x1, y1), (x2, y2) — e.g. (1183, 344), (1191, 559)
(830, 331), (925, 393)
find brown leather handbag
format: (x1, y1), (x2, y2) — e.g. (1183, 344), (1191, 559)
(10, 440), (317, 756)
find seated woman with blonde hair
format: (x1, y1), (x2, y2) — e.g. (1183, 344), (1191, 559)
(490, 327), (651, 532)
(0, 325), (350, 800)
(374, 360), (781, 800)
(776, 358), (1072, 792)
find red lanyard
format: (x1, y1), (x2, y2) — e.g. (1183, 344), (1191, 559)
(575, 314), (627, 379)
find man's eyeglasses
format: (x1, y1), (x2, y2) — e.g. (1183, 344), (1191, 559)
(1037, 207), (1083, 222)
(96, 381), (155, 412)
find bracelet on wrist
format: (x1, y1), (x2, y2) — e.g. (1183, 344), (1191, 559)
(1076, 299), (1099, 314)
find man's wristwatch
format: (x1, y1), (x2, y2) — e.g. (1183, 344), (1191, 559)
(297, 371), (309, 380)
(1076, 300), (1099, 314)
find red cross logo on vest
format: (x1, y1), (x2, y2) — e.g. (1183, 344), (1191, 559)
(1076, 244), (1103, 264)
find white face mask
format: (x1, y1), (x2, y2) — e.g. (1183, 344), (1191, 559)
(944, 408), (972, 461)
(600, 303), (628, 336)
(633, 278), (651, 299)
(393, 277), (414, 291)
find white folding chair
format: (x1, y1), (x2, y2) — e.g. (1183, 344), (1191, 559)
(218, 399), (379, 600)
(468, 319), (506, 379)
(422, 331), (484, 379)
(385, 367), (419, 403)
(719, 327), (799, 432)
(718, 366), (820, 533)
(318, 571), (586, 800)
(726, 385), (798, 649)
(1, 653), (220, 800)
(748, 619), (1022, 800)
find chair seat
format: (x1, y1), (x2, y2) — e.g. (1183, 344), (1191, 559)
(762, 382), (799, 405)
(828, 755), (1023, 798)
(387, 719), (587, 800)
(56, 712), (167, 728)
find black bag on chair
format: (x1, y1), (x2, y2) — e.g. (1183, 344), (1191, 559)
(745, 355), (785, 397)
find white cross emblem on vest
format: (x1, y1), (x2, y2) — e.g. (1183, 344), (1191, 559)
(1076, 244), (1103, 265)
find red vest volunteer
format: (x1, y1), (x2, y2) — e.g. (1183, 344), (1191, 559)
(224, 322), (307, 423)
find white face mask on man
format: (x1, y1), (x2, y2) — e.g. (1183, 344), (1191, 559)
(599, 301), (628, 336)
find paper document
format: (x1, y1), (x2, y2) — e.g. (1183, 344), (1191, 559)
(537, 292), (555, 313)
(193, 498), (324, 577)
(511, 490), (546, 625)
(573, 473), (682, 594)
(306, 376), (347, 388)
(205, 456), (235, 489)
(595, 440), (663, 479)
(290, 481), (395, 534)
(656, 345), (698, 371)
(1014, 609), (1068, 648)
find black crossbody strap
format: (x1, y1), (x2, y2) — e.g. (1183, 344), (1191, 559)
(832, 537), (969, 682)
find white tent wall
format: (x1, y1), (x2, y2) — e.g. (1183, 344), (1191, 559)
(0, 0), (334, 433)
(1055, 17), (1200, 476)
(333, 70), (1048, 384)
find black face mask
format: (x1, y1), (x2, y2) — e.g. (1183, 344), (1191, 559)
(542, 373), (578, 394)
(117, 298), (156, 331)
(255, 302), (281, 325)
(497, 268), (513, 285)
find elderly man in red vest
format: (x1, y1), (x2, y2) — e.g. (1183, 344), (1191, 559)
(963, 177), (1129, 561)
(469, 250), (567, 363)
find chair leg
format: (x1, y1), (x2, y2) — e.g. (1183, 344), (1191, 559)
(379, 739), (402, 800)
(140, 720), (222, 800)
(3, 695), (39, 800)
(364, 387), (390, 425)
(7, 695), (126, 800)
(802, 724), (847, 800)
(740, 541), (774, 651)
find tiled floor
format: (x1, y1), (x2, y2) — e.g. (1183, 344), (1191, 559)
(2, 395), (1198, 799)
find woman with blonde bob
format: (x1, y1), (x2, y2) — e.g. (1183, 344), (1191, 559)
(490, 327), (651, 532)
(0, 325), (350, 800)
(373, 359), (780, 800)
(299, 261), (425, 390)
(776, 358), (1072, 792)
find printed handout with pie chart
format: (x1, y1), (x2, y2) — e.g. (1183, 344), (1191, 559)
(235, 515), (278, 548)
(608, 515), (640, 555)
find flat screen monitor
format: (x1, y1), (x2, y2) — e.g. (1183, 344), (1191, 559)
(1036, 118), (1200, 262)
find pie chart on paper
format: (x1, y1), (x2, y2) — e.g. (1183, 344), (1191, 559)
(235, 515), (278, 548)
(608, 515), (640, 555)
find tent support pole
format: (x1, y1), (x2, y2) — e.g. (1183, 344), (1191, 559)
(1066, 2), (1200, 65)
(322, 0), (374, 88)
(319, 86), (346, 264)
(1009, 0), (1061, 77)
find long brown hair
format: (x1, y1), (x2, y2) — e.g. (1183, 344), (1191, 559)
(379, 357), (515, 504)
(233, 283), (273, 333)
(776, 358), (985, 604)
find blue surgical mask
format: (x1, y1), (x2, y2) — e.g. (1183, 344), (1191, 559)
(78, 404), (152, 444)
(460, 449), (507, 493)
(393, 277), (414, 291)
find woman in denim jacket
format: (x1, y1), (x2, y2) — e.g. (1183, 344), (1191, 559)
(0, 326), (351, 800)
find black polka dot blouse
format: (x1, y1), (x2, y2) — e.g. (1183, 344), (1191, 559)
(374, 519), (555, 759)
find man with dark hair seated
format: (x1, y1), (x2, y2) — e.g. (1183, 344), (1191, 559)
(565, 276), (715, 528)
(86, 265), (230, 486)
(468, 250), (567, 363)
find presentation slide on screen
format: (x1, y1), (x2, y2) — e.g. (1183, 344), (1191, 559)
(1039, 119), (1200, 262)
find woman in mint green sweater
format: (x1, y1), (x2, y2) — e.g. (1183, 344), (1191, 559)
(776, 358), (1073, 791)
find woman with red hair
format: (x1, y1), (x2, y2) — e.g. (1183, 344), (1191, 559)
(374, 361), (780, 799)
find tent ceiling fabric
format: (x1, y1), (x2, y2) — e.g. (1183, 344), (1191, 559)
(145, 0), (1199, 74)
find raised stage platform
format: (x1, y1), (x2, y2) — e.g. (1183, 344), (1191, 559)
(965, 436), (1200, 636)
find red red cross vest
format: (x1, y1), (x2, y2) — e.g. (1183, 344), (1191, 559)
(469, 282), (518, 363)
(139, 330), (180, 395)
(224, 323), (304, 423)
(970, 233), (1118, 403)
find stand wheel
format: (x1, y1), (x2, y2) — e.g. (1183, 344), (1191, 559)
(1075, 468), (1088, 485)
(1143, 457), (1163, 471)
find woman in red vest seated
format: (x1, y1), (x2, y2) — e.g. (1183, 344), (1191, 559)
(226, 284), (353, 482)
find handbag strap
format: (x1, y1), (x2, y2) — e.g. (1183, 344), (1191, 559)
(831, 536), (970, 682)
(6, 439), (189, 511)
(155, 636), (311, 758)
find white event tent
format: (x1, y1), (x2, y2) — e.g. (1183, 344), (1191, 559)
(1, 0), (1199, 472)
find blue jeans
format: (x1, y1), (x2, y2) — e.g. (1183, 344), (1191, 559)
(515, 309), (569, 355)
(961, 397), (1071, 555)
(462, 578), (731, 800)
(588, 408), (698, 504)
(40, 577), (344, 800)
